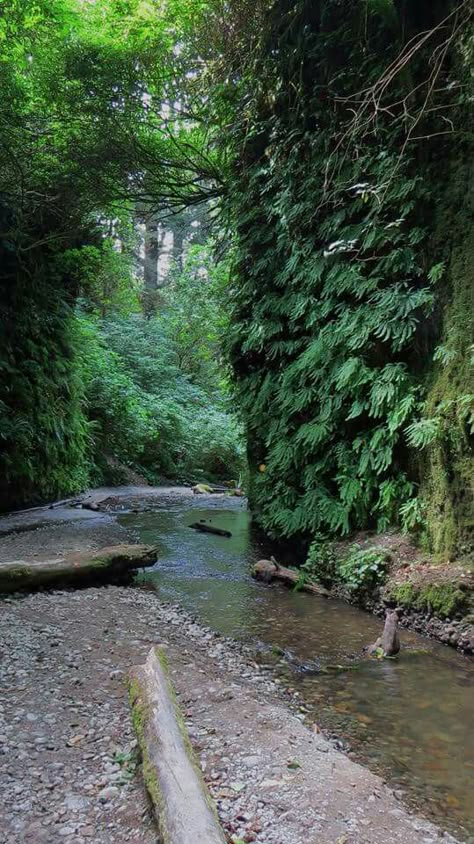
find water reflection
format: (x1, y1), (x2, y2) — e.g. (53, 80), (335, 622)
(119, 503), (474, 840)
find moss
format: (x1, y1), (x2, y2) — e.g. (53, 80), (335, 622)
(3, 566), (30, 580)
(415, 584), (468, 619)
(128, 677), (169, 842)
(157, 646), (169, 671)
(390, 582), (416, 609)
(421, 162), (474, 559)
(389, 581), (468, 618)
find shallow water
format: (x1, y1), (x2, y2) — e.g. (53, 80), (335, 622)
(120, 500), (474, 840)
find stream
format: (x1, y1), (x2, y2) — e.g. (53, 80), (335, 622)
(120, 497), (474, 841)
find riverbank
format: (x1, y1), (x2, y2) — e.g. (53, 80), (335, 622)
(320, 532), (474, 655)
(0, 586), (461, 844)
(0, 486), (472, 843)
(1, 485), (472, 654)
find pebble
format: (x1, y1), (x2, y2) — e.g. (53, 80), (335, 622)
(0, 515), (467, 844)
(58, 825), (77, 836)
(98, 786), (119, 803)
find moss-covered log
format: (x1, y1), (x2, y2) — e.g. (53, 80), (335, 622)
(252, 559), (330, 597)
(129, 647), (226, 844)
(0, 544), (157, 594)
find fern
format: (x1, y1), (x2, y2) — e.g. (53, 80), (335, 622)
(225, 0), (468, 547)
(405, 418), (440, 449)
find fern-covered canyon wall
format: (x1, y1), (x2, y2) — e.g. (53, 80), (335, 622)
(0, 213), (91, 511)
(228, 0), (473, 558)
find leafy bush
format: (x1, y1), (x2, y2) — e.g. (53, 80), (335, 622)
(301, 537), (389, 594)
(338, 545), (390, 594)
(301, 535), (338, 588)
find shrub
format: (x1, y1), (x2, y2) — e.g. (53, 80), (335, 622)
(302, 535), (338, 588)
(338, 545), (390, 594)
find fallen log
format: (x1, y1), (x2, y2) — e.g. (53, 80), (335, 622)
(129, 647), (226, 844)
(0, 544), (157, 594)
(252, 559), (330, 597)
(188, 522), (232, 538)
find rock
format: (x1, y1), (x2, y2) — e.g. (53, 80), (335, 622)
(64, 794), (89, 812)
(98, 786), (119, 803)
(58, 825), (76, 837)
(109, 670), (125, 681)
(241, 755), (260, 768)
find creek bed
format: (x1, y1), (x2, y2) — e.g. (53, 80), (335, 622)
(120, 498), (474, 841)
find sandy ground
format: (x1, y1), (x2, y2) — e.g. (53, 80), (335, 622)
(0, 488), (462, 844)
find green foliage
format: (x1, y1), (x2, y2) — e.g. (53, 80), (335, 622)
(399, 497), (426, 533)
(301, 537), (389, 594)
(300, 535), (337, 588)
(220, 0), (472, 551)
(78, 311), (244, 483)
(338, 545), (389, 593)
(162, 243), (233, 393)
(0, 0), (237, 506)
(405, 418), (441, 449)
(0, 241), (91, 507)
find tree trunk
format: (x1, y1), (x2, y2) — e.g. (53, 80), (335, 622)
(188, 522), (232, 537)
(129, 647), (226, 844)
(143, 216), (159, 317)
(0, 544), (157, 593)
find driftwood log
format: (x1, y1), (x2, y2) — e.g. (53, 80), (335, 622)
(252, 559), (330, 598)
(188, 522), (232, 538)
(129, 647), (226, 844)
(0, 544), (157, 594)
(368, 610), (401, 657)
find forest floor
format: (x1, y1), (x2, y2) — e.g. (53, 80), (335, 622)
(0, 489), (464, 844)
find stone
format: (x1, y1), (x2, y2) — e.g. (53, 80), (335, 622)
(109, 670), (124, 681)
(98, 786), (119, 803)
(241, 755), (261, 768)
(64, 794), (89, 812)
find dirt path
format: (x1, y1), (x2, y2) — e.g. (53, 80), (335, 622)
(0, 489), (462, 843)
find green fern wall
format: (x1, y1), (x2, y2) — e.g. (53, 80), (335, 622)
(228, 0), (473, 557)
(0, 205), (91, 510)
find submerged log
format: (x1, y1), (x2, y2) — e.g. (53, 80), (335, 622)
(188, 522), (232, 538)
(0, 544), (157, 594)
(368, 610), (401, 657)
(129, 647), (226, 844)
(252, 559), (330, 597)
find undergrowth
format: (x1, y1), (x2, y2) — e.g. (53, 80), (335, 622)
(298, 537), (390, 596)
